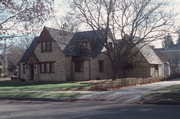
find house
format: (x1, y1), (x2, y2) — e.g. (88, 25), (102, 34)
(154, 44), (180, 75)
(117, 40), (164, 78)
(18, 27), (164, 81)
(18, 27), (113, 81)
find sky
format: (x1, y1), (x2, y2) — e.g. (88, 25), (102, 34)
(45, 0), (180, 48)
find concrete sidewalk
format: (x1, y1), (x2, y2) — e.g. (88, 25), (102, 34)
(76, 78), (180, 103)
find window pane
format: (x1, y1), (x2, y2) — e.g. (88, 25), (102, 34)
(98, 60), (104, 73)
(43, 42), (46, 50)
(46, 63), (50, 73)
(46, 42), (51, 51)
(23, 64), (26, 74)
(75, 60), (83, 72)
(51, 63), (55, 73)
(41, 64), (44, 73)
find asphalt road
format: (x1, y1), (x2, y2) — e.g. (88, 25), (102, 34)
(0, 100), (180, 119)
(1, 79), (180, 119)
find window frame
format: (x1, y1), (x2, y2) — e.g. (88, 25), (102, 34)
(74, 60), (84, 72)
(40, 62), (55, 73)
(98, 60), (104, 73)
(154, 64), (159, 70)
(23, 64), (26, 74)
(41, 41), (52, 52)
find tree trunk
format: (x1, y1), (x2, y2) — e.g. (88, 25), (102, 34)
(112, 69), (118, 80)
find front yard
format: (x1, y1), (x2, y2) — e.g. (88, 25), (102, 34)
(0, 81), (91, 91)
(0, 81), (91, 99)
(0, 76), (168, 100)
(140, 84), (180, 104)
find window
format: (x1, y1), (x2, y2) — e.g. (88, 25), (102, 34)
(108, 42), (113, 50)
(23, 64), (26, 74)
(98, 60), (104, 73)
(40, 62), (55, 73)
(154, 64), (158, 70)
(0, 62), (2, 66)
(75, 60), (84, 72)
(41, 41), (52, 52)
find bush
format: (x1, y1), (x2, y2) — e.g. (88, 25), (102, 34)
(90, 76), (168, 91)
(167, 73), (180, 80)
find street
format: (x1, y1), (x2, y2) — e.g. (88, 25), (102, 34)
(0, 100), (180, 119)
(1, 79), (180, 119)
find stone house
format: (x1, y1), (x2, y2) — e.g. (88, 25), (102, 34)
(18, 27), (163, 81)
(117, 40), (164, 78)
(154, 44), (180, 75)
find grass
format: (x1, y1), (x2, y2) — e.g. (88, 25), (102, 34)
(141, 84), (180, 104)
(0, 92), (80, 98)
(0, 81), (91, 91)
(0, 81), (91, 100)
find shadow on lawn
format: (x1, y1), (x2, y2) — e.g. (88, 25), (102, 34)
(0, 80), (67, 87)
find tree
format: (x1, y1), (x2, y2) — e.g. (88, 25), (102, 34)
(0, 0), (54, 39)
(162, 33), (174, 48)
(7, 43), (26, 73)
(70, 0), (174, 79)
(176, 29), (180, 45)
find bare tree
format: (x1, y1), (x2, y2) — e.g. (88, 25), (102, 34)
(7, 43), (26, 73)
(70, 0), (174, 79)
(0, 0), (54, 39)
(162, 33), (174, 48)
(17, 36), (34, 49)
(176, 28), (180, 44)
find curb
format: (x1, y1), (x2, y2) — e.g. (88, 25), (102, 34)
(0, 97), (108, 102)
(139, 96), (180, 105)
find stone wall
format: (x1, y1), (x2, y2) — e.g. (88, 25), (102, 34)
(124, 52), (151, 78)
(124, 51), (163, 78)
(19, 63), (31, 80)
(34, 40), (69, 81)
(73, 53), (113, 81)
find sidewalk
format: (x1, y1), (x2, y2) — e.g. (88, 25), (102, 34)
(1, 79), (180, 103)
(76, 78), (180, 103)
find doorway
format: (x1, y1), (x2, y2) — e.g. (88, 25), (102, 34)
(30, 64), (34, 80)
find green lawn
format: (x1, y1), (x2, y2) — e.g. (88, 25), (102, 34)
(0, 81), (91, 91)
(141, 84), (180, 104)
(0, 81), (91, 100)
(0, 92), (80, 98)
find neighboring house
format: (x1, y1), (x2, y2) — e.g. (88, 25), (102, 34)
(154, 44), (180, 75)
(18, 27), (164, 81)
(117, 42), (164, 78)
(0, 54), (8, 77)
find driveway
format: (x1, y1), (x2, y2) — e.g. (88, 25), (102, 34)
(77, 78), (180, 103)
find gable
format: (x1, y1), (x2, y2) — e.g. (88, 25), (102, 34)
(64, 30), (106, 59)
(44, 27), (73, 50)
(38, 27), (53, 42)
(18, 37), (39, 64)
(26, 53), (39, 64)
(137, 43), (162, 64)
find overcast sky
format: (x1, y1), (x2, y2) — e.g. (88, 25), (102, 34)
(45, 0), (180, 48)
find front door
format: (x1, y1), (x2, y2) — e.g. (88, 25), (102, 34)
(30, 64), (34, 80)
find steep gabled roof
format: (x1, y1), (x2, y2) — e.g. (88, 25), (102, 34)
(137, 42), (162, 64)
(18, 37), (38, 64)
(118, 36), (162, 64)
(63, 30), (106, 59)
(44, 27), (74, 50)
